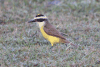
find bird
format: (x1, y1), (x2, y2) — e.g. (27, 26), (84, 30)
(28, 14), (76, 48)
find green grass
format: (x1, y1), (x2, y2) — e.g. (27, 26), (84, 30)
(0, 0), (100, 67)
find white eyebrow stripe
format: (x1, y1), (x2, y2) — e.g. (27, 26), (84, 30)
(34, 16), (47, 19)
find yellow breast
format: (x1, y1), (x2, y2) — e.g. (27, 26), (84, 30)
(40, 26), (60, 45)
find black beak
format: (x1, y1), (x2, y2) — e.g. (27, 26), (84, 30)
(28, 19), (36, 23)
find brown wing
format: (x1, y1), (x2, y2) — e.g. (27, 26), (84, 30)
(44, 20), (66, 40)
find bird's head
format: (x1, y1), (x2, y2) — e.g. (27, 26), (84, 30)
(28, 14), (48, 28)
(28, 14), (48, 23)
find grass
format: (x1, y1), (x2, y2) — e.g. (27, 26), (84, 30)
(0, 0), (100, 67)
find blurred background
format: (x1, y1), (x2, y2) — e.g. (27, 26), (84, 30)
(0, 0), (100, 67)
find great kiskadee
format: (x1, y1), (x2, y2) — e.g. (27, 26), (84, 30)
(28, 14), (75, 48)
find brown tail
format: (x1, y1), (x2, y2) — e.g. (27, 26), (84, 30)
(61, 39), (78, 48)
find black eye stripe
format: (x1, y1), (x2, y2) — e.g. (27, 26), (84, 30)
(36, 19), (45, 22)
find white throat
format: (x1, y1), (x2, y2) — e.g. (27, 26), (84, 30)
(37, 22), (45, 28)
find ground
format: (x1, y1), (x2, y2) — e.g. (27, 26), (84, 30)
(0, 0), (100, 67)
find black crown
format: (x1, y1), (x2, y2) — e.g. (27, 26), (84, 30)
(36, 14), (44, 17)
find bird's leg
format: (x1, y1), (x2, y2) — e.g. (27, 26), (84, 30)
(50, 44), (53, 49)
(65, 43), (67, 47)
(50, 46), (53, 49)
